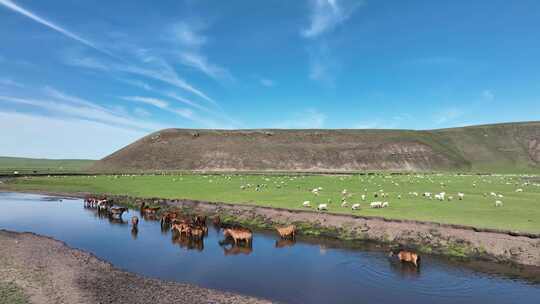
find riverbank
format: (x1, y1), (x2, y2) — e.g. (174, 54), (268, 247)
(3, 189), (540, 267)
(0, 230), (271, 304)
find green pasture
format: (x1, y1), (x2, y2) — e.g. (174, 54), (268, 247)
(0, 157), (94, 174)
(3, 173), (540, 233)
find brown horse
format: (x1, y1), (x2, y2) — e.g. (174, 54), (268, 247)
(275, 225), (296, 239)
(223, 228), (252, 246)
(396, 250), (420, 267)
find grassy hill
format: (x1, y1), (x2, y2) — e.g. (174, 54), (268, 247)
(0, 157), (95, 174)
(91, 121), (540, 173)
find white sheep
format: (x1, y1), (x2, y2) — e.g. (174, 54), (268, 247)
(341, 201), (348, 207)
(361, 194), (366, 201)
(495, 200), (503, 207)
(342, 189), (348, 195)
(303, 201), (311, 208)
(370, 202), (382, 208)
(458, 192), (465, 200)
(351, 203), (361, 210)
(317, 203), (328, 211)
(516, 188), (523, 193)
(382, 202), (389, 208)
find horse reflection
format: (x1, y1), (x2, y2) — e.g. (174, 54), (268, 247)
(388, 259), (421, 278)
(275, 239), (296, 249)
(131, 227), (138, 240)
(171, 233), (204, 252)
(222, 243), (253, 256)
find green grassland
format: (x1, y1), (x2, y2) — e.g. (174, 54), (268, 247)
(3, 173), (540, 233)
(0, 157), (95, 174)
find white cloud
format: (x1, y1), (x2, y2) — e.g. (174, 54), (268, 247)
(171, 22), (207, 48)
(0, 0), (115, 57)
(0, 110), (144, 159)
(307, 43), (339, 87)
(0, 90), (167, 132)
(272, 109), (326, 129)
(133, 107), (151, 117)
(123, 96), (169, 109)
(66, 54), (216, 104)
(301, 0), (363, 38)
(0, 78), (24, 88)
(179, 52), (234, 82)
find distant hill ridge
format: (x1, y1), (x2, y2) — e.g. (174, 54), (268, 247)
(91, 121), (540, 173)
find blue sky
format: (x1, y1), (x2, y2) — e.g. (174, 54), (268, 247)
(1, 0), (540, 159)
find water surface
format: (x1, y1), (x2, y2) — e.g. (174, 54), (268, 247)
(0, 192), (538, 304)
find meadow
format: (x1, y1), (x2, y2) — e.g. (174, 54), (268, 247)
(0, 157), (94, 175)
(3, 173), (540, 233)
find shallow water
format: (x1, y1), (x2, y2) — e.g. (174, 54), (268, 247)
(0, 192), (538, 304)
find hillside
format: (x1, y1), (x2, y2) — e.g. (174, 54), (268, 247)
(0, 157), (95, 174)
(91, 121), (540, 173)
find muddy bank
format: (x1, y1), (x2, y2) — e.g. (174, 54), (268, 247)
(0, 230), (271, 304)
(109, 195), (540, 267)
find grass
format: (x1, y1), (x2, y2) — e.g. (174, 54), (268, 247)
(2, 173), (540, 233)
(0, 281), (29, 304)
(0, 157), (95, 175)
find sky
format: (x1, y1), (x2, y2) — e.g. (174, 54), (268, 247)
(1, 0), (540, 159)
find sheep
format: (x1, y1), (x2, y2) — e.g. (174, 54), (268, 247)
(370, 202), (382, 208)
(397, 194), (402, 200)
(382, 202), (389, 208)
(302, 201), (311, 208)
(516, 188), (524, 193)
(361, 194), (366, 201)
(457, 192), (465, 200)
(495, 200), (503, 207)
(351, 203), (361, 210)
(447, 196), (453, 201)
(341, 189), (348, 195)
(341, 201), (348, 207)
(317, 204), (328, 211)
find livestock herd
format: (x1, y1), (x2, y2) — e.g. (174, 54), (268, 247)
(83, 196), (421, 267)
(84, 196), (297, 255)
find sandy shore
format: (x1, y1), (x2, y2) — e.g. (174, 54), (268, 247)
(0, 230), (272, 304)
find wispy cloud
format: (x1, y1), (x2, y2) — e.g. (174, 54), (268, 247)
(169, 21), (234, 83)
(0, 77), (24, 88)
(0, 88), (167, 132)
(307, 43), (340, 87)
(0, 0), (114, 57)
(179, 52), (234, 82)
(171, 21), (208, 48)
(123, 96), (169, 109)
(272, 109), (326, 129)
(2, 1), (216, 105)
(301, 0), (363, 38)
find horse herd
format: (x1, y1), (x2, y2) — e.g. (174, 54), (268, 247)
(83, 197), (420, 266)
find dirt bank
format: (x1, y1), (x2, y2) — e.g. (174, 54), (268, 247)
(0, 230), (271, 304)
(111, 195), (540, 267)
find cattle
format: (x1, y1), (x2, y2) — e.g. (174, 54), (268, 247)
(275, 225), (296, 239)
(223, 228), (253, 245)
